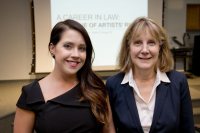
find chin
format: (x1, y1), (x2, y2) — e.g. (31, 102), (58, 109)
(137, 65), (154, 70)
(63, 68), (78, 75)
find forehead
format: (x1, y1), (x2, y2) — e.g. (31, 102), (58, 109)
(62, 29), (81, 38)
(132, 28), (153, 40)
(61, 29), (85, 43)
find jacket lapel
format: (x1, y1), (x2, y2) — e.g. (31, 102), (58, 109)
(149, 83), (169, 133)
(123, 84), (144, 133)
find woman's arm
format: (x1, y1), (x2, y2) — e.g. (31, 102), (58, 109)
(180, 76), (195, 133)
(14, 107), (35, 133)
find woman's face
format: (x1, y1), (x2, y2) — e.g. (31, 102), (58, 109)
(50, 29), (86, 76)
(129, 29), (160, 72)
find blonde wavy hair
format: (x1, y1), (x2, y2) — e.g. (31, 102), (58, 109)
(118, 17), (174, 73)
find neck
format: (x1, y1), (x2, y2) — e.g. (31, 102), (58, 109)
(132, 68), (156, 81)
(50, 69), (78, 85)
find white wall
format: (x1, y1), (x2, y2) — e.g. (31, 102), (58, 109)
(0, 0), (32, 80)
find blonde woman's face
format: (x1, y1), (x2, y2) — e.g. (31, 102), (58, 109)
(129, 30), (160, 72)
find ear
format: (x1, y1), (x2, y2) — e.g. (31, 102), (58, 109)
(49, 43), (55, 55)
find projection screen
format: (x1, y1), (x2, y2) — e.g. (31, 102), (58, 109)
(33, 0), (163, 73)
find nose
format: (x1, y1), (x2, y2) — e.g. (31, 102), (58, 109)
(71, 48), (79, 58)
(141, 43), (149, 53)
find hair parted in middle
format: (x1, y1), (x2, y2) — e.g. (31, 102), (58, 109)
(118, 17), (174, 73)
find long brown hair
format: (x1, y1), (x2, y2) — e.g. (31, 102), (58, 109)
(48, 19), (109, 124)
(118, 17), (174, 73)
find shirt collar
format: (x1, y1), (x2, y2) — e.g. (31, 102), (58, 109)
(121, 68), (170, 85)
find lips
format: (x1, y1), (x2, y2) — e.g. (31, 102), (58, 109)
(138, 57), (151, 60)
(67, 60), (80, 67)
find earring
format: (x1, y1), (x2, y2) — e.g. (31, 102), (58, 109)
(51, 53), (55, 58)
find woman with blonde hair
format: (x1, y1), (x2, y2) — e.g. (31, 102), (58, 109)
(106, 17), (194, 133)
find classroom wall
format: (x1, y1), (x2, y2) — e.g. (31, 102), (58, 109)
(164, 0), (200, 70)
(0, 0), (32, 80)
(0, 0), (199, 80)
(164, 0), (200, 47)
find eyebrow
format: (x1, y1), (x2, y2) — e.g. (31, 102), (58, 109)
(79, 43), (86, 46)
(64, 42), (86, 48)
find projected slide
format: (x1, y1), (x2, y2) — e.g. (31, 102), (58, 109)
(50, 0), (147, 70)
(33, 0), (162, 73)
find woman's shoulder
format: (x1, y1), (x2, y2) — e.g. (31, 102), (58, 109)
(166, 70), (189, 90)
(22, 80), (40, 92)
(166, 70), (187, 81)
(106, 72), (125, 83)
(21, 79), (43, 103)
(105, 72), (126, 89)
(16, 79), (43, 110)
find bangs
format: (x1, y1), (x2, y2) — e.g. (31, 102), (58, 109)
(131, 20), (163, 43)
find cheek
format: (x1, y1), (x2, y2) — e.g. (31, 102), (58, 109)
(129, 50), (137, 64)
(82, 53), (87, 62)
(154, 49), (160, 57)
(129, 47), (138, 57)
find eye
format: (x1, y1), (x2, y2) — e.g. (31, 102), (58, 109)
(63, 43), (72, 49)
(79, 45), (86, 52)
(148, 40), (156, 46)
(133, 40), (142, 46)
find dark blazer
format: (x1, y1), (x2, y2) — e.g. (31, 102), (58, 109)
(106, 70), (195, 133)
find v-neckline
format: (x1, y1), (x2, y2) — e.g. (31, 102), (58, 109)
(36, 80), (80, 103)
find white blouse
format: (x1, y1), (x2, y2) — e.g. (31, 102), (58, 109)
(121, 69), (170, 133)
